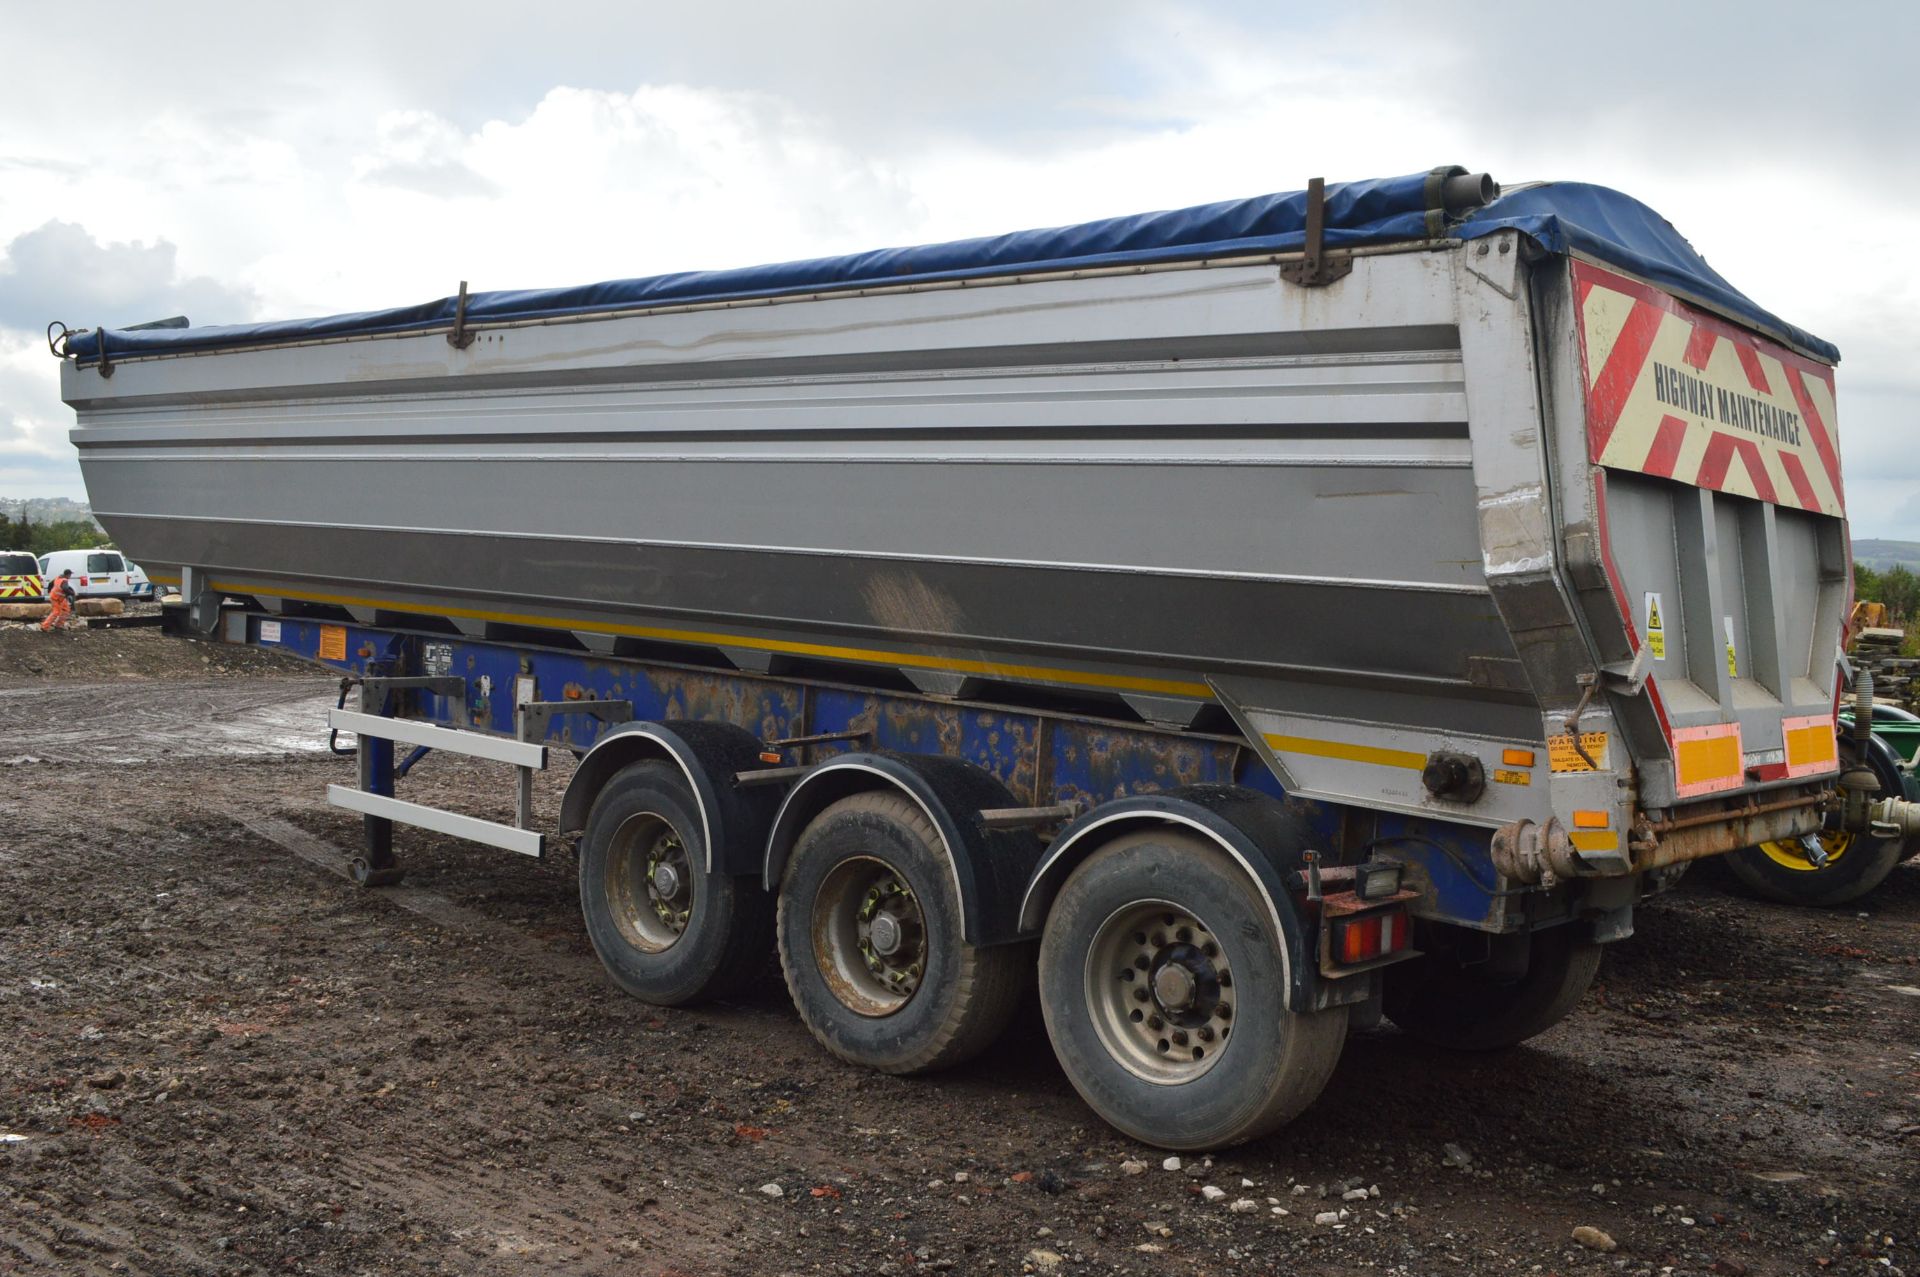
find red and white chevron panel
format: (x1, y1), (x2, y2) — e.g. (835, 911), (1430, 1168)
(1574, 261), (1843, 518)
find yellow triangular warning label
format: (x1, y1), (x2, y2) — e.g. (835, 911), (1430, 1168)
(1647, 599), (1662, 630)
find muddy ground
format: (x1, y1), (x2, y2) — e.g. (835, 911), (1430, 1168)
(1, 620), (1916, 1276)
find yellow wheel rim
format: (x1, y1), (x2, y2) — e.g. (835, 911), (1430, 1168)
(1757, 830), (1853, 872)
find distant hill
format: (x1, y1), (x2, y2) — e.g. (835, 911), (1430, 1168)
(1854, 539), (1920, 571)
(0, 496), (103, 531)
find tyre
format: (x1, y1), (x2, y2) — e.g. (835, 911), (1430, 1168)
(1724, 740), (1906, 908)
(776, 791), (1025, 1075)
(1382, 922), (1599, 1051)
(578, 760), (773, 1006)
(1037, 831), (1347, 1151)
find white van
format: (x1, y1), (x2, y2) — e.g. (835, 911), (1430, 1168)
(38, 548), (135, 599)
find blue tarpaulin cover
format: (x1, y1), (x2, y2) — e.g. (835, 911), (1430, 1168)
(63, 170), (1838, 364)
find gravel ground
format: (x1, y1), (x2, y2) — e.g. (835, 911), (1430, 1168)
(1, 625), (1915, 1275)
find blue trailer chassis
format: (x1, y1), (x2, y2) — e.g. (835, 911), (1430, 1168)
(218, 609), (1522, 932)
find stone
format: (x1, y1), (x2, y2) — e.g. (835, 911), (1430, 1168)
(759, 1183), (785, 1199)
(1228, 1199), (1258, 1214)
(1200, 1186), (1226, 1202)
(1161, 1156), (1182, 1172)
(1571, 1225), (1617, 1252)
(1025, 1250), (1063, 1272)
(1120, 1160), (1147, 1176)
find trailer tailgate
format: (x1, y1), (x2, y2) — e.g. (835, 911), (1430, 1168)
(1572, 260), (1846, 808)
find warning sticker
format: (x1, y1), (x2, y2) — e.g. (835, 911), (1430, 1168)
(1722, 616), (1739, 678)
(318, 625), (347, 661)
(1548, 732), (1611, 773)
(1644, 592), (1666, 661)
(1573, 261), (1842, 517)
(259, 620), (282, 643)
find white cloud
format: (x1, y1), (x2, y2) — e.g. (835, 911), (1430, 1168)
(0, 333), (80, 496)
(0, 221), (258, 332)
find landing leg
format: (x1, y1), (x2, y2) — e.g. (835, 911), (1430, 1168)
(353, 725), (405, 887)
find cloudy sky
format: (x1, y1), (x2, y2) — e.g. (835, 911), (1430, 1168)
(3, 1), (1915, 537)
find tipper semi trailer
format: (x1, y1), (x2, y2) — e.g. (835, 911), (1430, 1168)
(54, 167), (1920, 1150)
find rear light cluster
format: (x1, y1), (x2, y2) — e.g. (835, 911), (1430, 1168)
(1333, 910), (1410, 966)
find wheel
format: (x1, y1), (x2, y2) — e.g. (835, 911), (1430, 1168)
(1037, 831), (1347, 1151)
(1724, 739), (1906, 907)
(578, 760), (773, 1006)
(1382, 922), (1599, 1051)
(776, 791), (1025, 1074)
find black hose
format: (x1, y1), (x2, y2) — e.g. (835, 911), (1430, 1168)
(327, 679), (357, 756)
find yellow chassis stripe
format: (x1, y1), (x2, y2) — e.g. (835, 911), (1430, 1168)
(1264, 732), (1425, 771)
(194, 578), (1214, 700)
(164, 573), (1419, 769)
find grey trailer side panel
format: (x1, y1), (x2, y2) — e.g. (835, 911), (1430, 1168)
(70, 250), (1562, 829)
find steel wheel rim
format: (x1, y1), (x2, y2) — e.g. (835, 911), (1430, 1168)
(812, 856), (926, 1018)
(1085, 899), (1232, 1085)
(606, 812), (692, 952)
(1757, 830), (1853, 872)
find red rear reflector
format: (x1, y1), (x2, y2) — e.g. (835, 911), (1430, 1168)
(1338, 915), (1381, 964)
(1335, 909), (1411, 965)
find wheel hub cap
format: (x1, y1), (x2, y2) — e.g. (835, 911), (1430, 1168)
(651, 861), (683, 900)
(1152, 962), (1196, 1010)
(1085, 902), (1233, 1085)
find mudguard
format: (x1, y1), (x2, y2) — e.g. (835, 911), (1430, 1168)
(1019, 785), (1324, 1013)
(560, 720), (780, 876)
(761, 751), (1045, 948)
